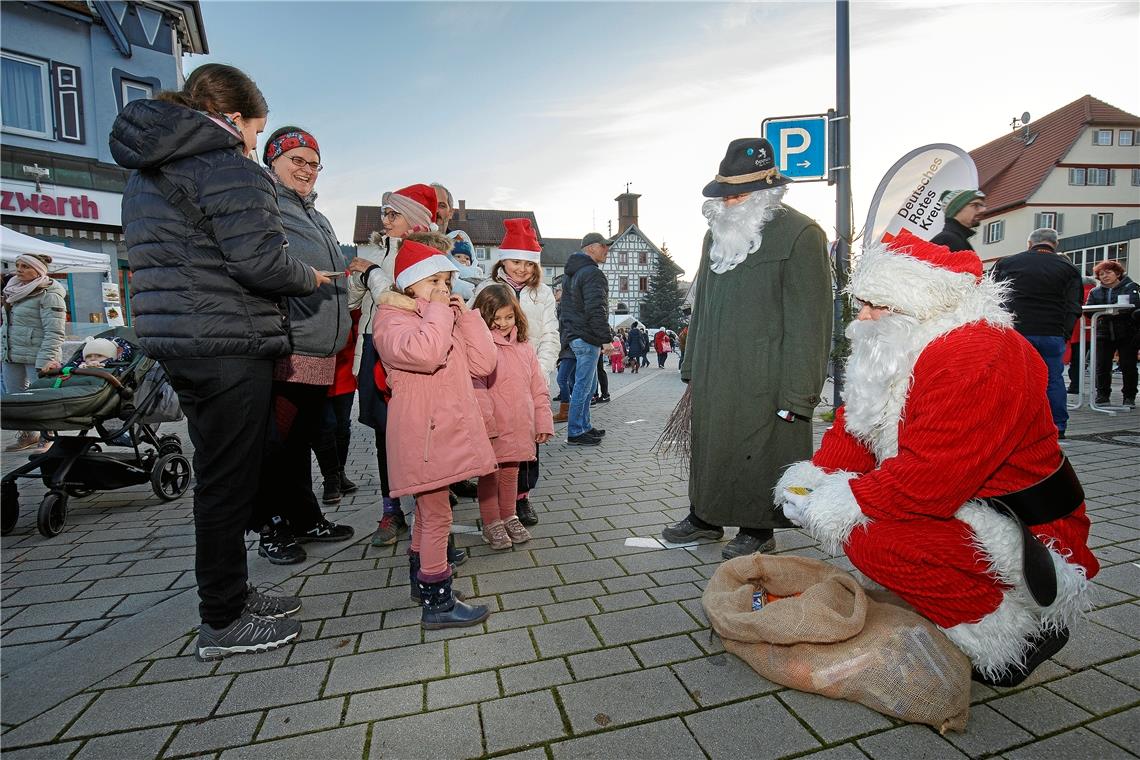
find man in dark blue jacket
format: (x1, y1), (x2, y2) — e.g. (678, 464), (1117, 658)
(560, 232), (612, 445)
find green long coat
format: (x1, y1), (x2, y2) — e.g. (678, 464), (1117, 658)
(680, 205), (832, 529)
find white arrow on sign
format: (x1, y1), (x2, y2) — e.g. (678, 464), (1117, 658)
(797, 160), (811, 168)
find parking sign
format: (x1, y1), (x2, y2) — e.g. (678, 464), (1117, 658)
(762, 115), (829, 181)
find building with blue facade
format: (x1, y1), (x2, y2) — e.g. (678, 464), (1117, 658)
(1, 0), (206, 329)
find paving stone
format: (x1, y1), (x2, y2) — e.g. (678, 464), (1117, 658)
(1050, 621), (1139, 670)
(531, 619), (600, 658)
(258, 697), (345, 740)
(568, 647), (640, 680)
(0, 694), (95, 748)
(5, 596), (120, 627)
(480, 689), (566, 753)
(357, 624), (422, 652)
(138, 655), (216, 684)
(165, 713), (262, 757)
(2, 742), (84, 760)
(989, 684), (1092, 735)
(3, 581), (92, 606)
(600, 574), (656, 593)
(933, 703), (1031, 758)
(447, 628), (537, 674)
(65, 676), (231, 736)
(217, 661), (329, 714)
(1005, 726), (1134, 760)
(499, 658), (574, 695)
(65, 618), (113, 639)
(779, 689), (893, 743)
(591, 602), (700, 646)
(856, 724), (967, 759)
(427, 671), (500, 709)
(293, 592), (349, 622)
(551, 581), (604, 601)
(74, 725), (174, 760)
(541, 599), (598, 623)
(632, 634), (703, 667)
(685, 695), (821, 759)
(615, 549), (701, 575)
(486, 606), (544, 632)
(1098, 653), (1140, 689)
(1045, 668), (1140, 713)
(556, 666), (695, 733)
(1087, 705), (1140, 755)
(297, 568), (391, 596)
(474, 566), (561, 595)
(214, 645), (291, 674)
(595, 589), (652, 612)
(556, 558), (627, 584)
(343, 684), (424, 724)
(671, 653), (779, 706)
(109, 589), (179, 617)
(344, 587), (413, 615)
(549, 716), (706, 760)
(1089, 601), (1140, 636)
(368, 704), (483, 759)
(325, 643), (445, 695)
(287, 633), (358, 664)
(219, 724), (367, 760)
(497, 589), (556, 609)
(0, 622), (73, 644)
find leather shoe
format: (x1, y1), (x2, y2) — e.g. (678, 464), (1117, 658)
(721, 531), (775, 559)
(661, 516), (723, 543)
(588, 428), (606, 437)
(568, 433), (601, 446)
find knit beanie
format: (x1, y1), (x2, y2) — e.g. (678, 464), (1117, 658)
(82, 337), (119, 361)
(382, 184), (436, 232)
(394, 239), (459, 291)
(939, 189), (985, 221)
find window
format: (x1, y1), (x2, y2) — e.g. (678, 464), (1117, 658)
(1069, 168), (1086, 185)
(1091, 213), (1113, 232)
(639, 277), (648, 292)
(1120, 130), (1135, 147)
(1033, 212), (1063, 233)
(638, 252), (648, 265)
(1133, 168), (1140, 187)
(618, 252), (628, 265)
(475, 247), (489, 261)
(1069, 242), (1129, 277)
(1093, 129), (1113, 146)
(120, 79), (152, 107)
(1087, 168), (1112, 186)
(1, 52), (51, 138)
(619, 276), (629, 293)
(984, 220), (1004, 244)
(52, 63), (83, 143)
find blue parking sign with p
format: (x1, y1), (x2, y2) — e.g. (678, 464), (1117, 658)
(762, 115), (829, 181)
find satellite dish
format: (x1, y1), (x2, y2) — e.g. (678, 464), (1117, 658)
(1021, 112), (1031, 125)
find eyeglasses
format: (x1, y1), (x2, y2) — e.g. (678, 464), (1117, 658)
(382, 209), (401, 222)
(852, 297), (895, 313)
(287, 155), (323, 172)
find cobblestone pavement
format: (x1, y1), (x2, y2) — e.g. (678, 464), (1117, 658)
(2, 365), (1138, 759)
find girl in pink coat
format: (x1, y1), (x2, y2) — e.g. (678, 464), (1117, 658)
(471, 284), (555, 550)
(373, 240), (498, 629)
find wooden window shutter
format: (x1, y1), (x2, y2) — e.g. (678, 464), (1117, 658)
(1033, 213), (1042, 229)
(1056, 213), (1064, 234)
(51, 62), (84, 143)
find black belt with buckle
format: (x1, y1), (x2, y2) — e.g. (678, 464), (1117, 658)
(984, 457), (1084, 608)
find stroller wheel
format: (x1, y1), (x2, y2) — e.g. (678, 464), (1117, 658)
(158, 434), (182, 456)
(151, 453), (191, 501)
(37, 491), (67, 538)
(66, 487), (95, 499)
(1, 482), (19, 535)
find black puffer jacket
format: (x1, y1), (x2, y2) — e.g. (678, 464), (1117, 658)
(110, 100), (315, 359)
(1086, 275), (1140, 342)
(930, 218), (976, 252)
(559, 251), (610, 347)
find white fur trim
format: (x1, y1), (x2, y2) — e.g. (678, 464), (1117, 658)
(395, 255), (459, 291)
(497, 248), (541, 264)
(798, 471), (867, 555)
(773, 460), (830, 503)
(944, 501), (1092, 680)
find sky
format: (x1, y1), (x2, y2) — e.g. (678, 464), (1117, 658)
(194, 0), (1140, 277)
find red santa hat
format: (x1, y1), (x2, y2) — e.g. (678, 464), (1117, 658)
(850, 230), (987, 321)
(394, 239), (459, 291)
(497, 218), (542, 264)
(382, 184), (437, 232)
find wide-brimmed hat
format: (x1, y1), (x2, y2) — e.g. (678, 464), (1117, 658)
(702, 138), (792, 197)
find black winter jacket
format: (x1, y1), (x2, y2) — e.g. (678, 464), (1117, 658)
(1086, 276), (1140, 342)
(110, 100), (315, 359)
(559, 252), (610, 347)
(991, 247), (1083, 338)
(930, 218), (976, 252)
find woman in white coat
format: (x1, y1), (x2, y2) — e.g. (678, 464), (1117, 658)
(474, 218), (558, 525)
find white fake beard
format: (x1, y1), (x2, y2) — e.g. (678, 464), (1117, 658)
(842, 312), (943, 461)
(702, 186), (787, 274)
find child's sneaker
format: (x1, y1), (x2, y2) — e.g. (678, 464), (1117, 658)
(482, 520), (512, 550)
(503, 516), (531, 544)
(371, 510), (407, 546)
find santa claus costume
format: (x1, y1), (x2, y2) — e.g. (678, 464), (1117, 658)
(776, 231), (1099, 687)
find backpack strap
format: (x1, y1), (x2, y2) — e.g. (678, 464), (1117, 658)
(142, 168), (214, 238)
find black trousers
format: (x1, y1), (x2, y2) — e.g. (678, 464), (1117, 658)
(312, 391), (354, 479)
(596, 356), (608, 397)
(251, 380), (327, 532)
(517, 443), (540, 495)
(163, 357), (273, 628)
(1095, 335), (1139, 400)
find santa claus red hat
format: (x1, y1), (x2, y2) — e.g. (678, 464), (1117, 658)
(382, 184), (437, 232)
(849, 230), (989, 321)
(497, 218), (542, 264)
(394, 239), (459, 291)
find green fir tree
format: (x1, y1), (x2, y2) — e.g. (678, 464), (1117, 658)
(638, 248), (686, 331)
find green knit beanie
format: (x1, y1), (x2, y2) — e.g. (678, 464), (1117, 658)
(940, 189), (985, 220)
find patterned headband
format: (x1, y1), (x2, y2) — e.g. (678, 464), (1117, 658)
(263, 130), (320, 165)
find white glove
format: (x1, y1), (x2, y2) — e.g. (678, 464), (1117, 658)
(781, 489), (811, 527)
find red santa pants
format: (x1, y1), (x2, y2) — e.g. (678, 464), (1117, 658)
(478, 464), (520, 525)
(845, 518), (1006, 629)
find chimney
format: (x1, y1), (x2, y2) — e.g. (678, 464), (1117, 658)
(615, 190), (640, 233)
(457, 199), (468, 221)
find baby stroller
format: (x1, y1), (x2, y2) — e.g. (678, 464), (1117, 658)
(1, 327), (190, 537)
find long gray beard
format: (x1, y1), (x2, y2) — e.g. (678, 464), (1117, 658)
(703, 187), (787, 274)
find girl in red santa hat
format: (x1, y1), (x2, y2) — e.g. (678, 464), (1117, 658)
(776, 231), (1099, 687)
(373, 239), (498, 629)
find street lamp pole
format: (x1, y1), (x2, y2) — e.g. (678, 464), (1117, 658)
(832, 0), (852, 407)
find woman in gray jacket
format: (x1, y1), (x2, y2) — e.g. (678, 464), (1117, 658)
(2, 253), (67, 452)
(251, 126), (355, 564)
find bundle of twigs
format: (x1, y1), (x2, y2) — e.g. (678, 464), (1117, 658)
(653, 384), (693, 461)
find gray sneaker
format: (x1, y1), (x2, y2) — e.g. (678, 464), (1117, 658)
(196, 612), (301, 662)
(243, 583), (301, 619)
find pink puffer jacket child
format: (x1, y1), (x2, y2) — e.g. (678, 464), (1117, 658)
(477, 327), (555, 463)
(374, 291), (498, 497)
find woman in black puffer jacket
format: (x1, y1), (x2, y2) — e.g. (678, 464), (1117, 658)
(1086, 260), (1139, 406)
(110, 64), (327, 661)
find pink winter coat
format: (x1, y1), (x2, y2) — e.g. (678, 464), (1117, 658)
(475, 327), (555, 464)
(373, 291), (498, 497)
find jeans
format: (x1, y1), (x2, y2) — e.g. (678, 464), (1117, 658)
(568, 338), (600, 437)
(164, 357), (273, 628)
(1025, 335), (1067, 433)
(556, 357), (575, 402)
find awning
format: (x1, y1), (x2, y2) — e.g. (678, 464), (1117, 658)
(1, 226), (111, 274)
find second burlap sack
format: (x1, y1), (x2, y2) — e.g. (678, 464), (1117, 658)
(702, 554), (971, 733)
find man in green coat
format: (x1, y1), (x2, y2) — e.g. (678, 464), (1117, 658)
(662, 137), (833, 559)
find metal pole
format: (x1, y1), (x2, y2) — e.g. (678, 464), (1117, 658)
(832, 0), (852, 407)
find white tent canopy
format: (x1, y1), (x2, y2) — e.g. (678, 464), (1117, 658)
(0, 226), (111, 274)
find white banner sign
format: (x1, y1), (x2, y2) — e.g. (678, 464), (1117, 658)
(0, 179), (123, 228)
(863, 144), (978, 247)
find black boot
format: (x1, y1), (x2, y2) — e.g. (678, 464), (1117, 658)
(448, 489), (459, 507)
(516, 497), (538, 526)
(338, 469), (358, 494)
(409, 550), (462, 602)
(321, 474), (342, 505)
(312, 435), (341, 504)
(417, 573), (489, 629)
(971, 627), (1070, 688)
(447, 533), (468, 566)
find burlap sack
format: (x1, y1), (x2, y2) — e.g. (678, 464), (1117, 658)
(702, 554), (971, 733)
